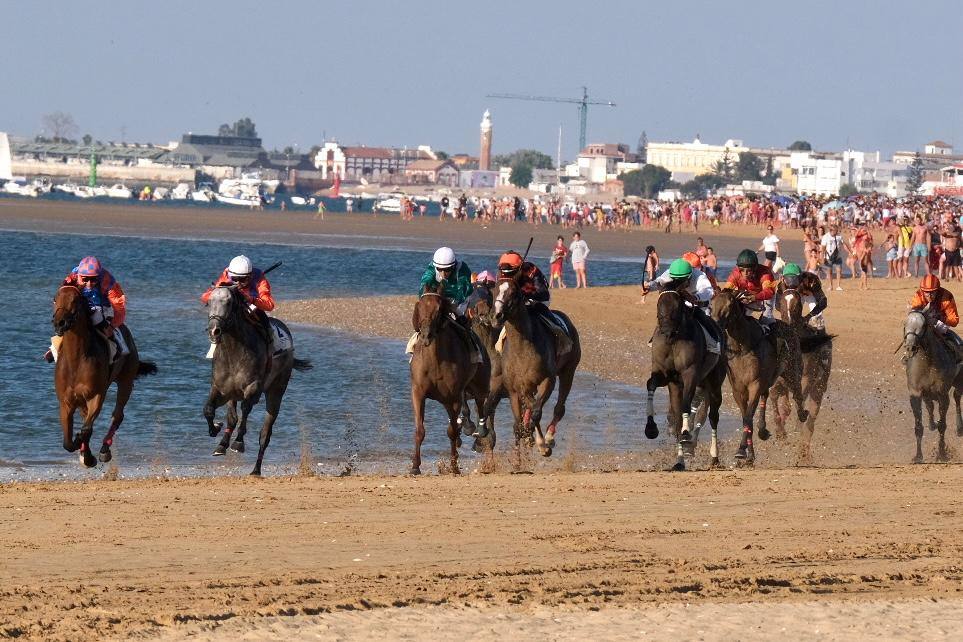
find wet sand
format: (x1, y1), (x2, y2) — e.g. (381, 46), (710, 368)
(3, 199), (963, 640)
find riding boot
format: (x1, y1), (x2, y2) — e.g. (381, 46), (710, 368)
(454, 315), (483, 364)
(113, 326), (130, 356)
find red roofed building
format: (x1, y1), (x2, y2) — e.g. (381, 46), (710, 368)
(404, 159), (459, 186)
(314, 142), (435, 183)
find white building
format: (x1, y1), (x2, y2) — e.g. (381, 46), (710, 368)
(792, 153), (842, 196)
(645, 136), (791, 183)
(565, 143), (640, 184)
(314, 141), (435, 182)
(842, 150), (909, 197)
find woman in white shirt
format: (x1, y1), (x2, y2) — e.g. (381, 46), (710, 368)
(758, 225), (780, 267)
(569, 231), (590, 288)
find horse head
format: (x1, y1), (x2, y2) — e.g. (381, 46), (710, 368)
(655, 289), (685, 337)
(413, 284), (447, 346)
(710, 288), (742, 331)
(52, 285), (86, 337)
(779, 288), (804, 327)
(903, 309), (929, 358)
(467, 282), (495, 323)
(492, 278), (521, 325)
(206, 284), (242, 344)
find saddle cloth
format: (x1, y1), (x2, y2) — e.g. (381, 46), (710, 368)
(495, 311), (573, 354)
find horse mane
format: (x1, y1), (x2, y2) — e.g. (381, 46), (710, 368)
(413, 283), (447, 331)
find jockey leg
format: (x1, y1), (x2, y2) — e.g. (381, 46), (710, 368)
(112, 325), (130, 356)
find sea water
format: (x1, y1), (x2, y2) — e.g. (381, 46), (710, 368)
(0, 230), (726, 481)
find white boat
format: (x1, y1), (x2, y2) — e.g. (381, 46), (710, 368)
(290, 196), (307, 206)
(216, 192), (262, 207)
(152, 186), (170, 200)
(54, 182), (81, 196)
(170, 183), (192, 200)
(374, 196), (402, 213)
(217, 178), (264, 207)
(192, 182), (216, 203)
(106, 184), (132, 199)
(3, 180), (40, 197)
(73, 186), (96, 199)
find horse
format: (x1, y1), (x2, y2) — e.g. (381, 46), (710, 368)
(643, 287), (727, 470)
(710, 289), (790, 465)
(902, 310), (963, 463)
(770, 287), (835, 465)
(492, 278), (580, 460)
(52, 285), (157, 467)
(204, 285), (312, 476)
(465, 282), (505, 455)
(409, 284), (490, 475)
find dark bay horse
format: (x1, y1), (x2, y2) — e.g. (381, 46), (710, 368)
(771, 287), (835, 465)
(52, 285), (157, 467)
(205, 285), (312, 476)
(710, 289), (785, 465)
(466, 282), (504, 455)
(902, 310), (963, 463)
(492, 278), (580, 459)
(409, 285), (490, 475)
(644, 288), (727, 470)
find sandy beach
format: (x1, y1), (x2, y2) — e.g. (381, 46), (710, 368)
(2, 200), (962, 640)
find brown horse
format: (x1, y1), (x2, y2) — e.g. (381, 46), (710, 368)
(770, 287), (835, 465)
(710, 289), (783, 465)
(466, 282), (504, 455)
(409, 286), (490, 475)
(52, 285), (156, 467)
(492, 278), (580, 459)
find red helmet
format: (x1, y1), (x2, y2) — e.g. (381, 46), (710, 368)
(76, 256), (102, 278)
(920, 275), (941, 292)
(682, 252), (702, 269)
(498, 251), (523, 276)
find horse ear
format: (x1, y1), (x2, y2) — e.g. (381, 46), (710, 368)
(435, 282), (444, 295)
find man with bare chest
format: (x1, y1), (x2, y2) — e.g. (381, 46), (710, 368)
(942, 215), (962, 281)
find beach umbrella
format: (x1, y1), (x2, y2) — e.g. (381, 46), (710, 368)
(770, 194), (794, 206)
(820, 199), (844, 212)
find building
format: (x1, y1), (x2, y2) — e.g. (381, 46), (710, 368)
(892, 140), (963, 181)
(313, 142), (435, 183)
(158, 133), (267, 179)
(792, 153), (843, 196)
(645, 136), (792, 183)
(404, 159), (459, 186)
(842, 150), (909, 197)
(449, 153), (479, 170)
(479, 110), (492, 171)
(565, 143), (641, 184)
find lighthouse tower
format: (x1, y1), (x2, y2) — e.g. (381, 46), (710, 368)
(479, 110), (492, 171)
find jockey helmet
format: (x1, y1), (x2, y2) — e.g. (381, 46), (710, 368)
(76, 256), (102, 278)
(498, 251), (523, 276)
(736, 249), (759, 268)
(782, 262), (801, 277)
(228, 255), (253, 279)
(669, 258), (693, 279)
(682, 252), (702, 269)
(432, 247), (457, 270)
(475, 270), (495, 284)
(921, 274), (941, 292)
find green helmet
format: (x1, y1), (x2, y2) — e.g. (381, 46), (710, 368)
(782, 262), (801, 276)
(736, 249), (759, 268)
(668, 258), (693, 279)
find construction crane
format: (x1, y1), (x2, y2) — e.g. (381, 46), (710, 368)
(486, 86), (616, 152)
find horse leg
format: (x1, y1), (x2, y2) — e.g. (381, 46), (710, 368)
(229, 401), (248, 453)
(531, 378), (556, 457)
(644, 373), (666, 439)
(910, 394), (924, 464)
(78, 394), (105, 468)
(689, 389), (707, 452)
(60, 401), (77, 453)
(545, 363), (577, 448)
(410, 387), (426, 475)
(734, 384), (759, 465)
(936, 394), (950, 463)
(925, 397), (936, 432)
(446, 403), (462, 475)
(955, 387), (963, 437)
(756, 390), (771, 442)
(706, 386), (723, 469)
(508, 394), (527, 471)
(251, 385), (287, 477)
(213, 401), (238, 455)
(769, 381), (788, 440)
(668, 381), (685, 471)
(232, 397), (256, 459)
(473, 393), (499, 455)
(203, 388), (227, 437)
(99, 377), (134, 463)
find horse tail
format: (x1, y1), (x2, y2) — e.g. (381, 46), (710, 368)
(292, 358), (313, 372)
(800, 334), (835, 353)
(136, 360), (158, 377)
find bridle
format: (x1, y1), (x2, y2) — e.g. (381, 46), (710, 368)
(52, 285), (82, 336)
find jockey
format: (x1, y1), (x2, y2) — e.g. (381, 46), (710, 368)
(910, 274), (962, 348)
(47, 256), (129, 362)
(779, 262), (828, 329)
(724, 249), (777, 323)
(643, 257), (720, 349)
(407, 247), (481, 362)
(418, 246), (472, 314)
(496, 250), (572, 355)
(201, 255), (275, 347)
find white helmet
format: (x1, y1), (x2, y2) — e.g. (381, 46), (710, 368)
(432, 247), (456, 269)
(227, 255), (253, 278)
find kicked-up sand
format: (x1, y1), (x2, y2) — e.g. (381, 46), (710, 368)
(1, 199), (962, 640)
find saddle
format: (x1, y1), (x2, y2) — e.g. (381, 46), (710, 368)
(495, 309), (573, 357)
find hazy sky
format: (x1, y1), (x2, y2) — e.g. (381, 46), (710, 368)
(1, 0), (960, 159)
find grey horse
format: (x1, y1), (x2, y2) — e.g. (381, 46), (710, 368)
(902, 310), (963, 463)
(204, 285), (312, 476)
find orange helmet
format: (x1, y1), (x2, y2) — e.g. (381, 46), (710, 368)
(682, 252), (702, 269)
(920, 275), (941, 292)
(498, 251), (523, 275)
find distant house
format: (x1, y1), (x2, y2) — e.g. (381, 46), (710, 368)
(404, 159), (459, 186)
(313, 142), (435, 183)
(158, 133), (268, 179)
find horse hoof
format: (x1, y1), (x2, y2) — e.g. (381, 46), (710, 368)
(231, 441), (245, 453)
(758, 427), (771, 441)
(734, 447), (748, 460)
(671, 461), (685, 472)
(409, 467), (421, 476)
(682, 442), (696, 457)
(461, 420), (476, 437)
(539, 446), (553, 458)
(212, 444), (227, 456)
(98, 447), (112, 463)
(679, 430), (692, 444)
(709, 457), (721, 469)
(644, 418), (659, 440)
(912, 455), (924, 464)
(81, 452), (97, 468)
(208, 421), (223, 438)
(544, 433), (556, 449)
(249, 469), (262, 477)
